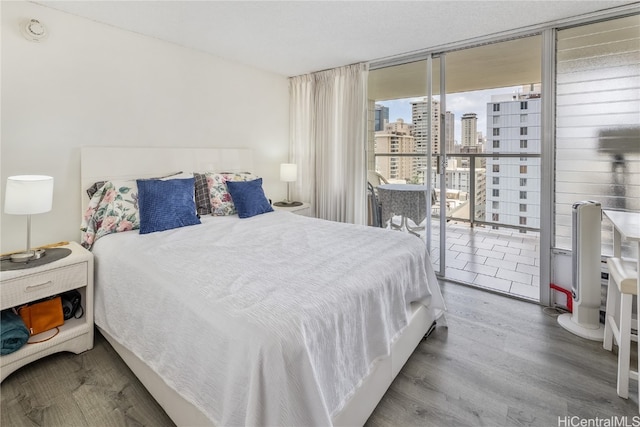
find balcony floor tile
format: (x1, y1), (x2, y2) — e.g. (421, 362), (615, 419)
(497, 268), (533, 285)
(427, 220), (540, 300)
(491, 245), (522, 255)
(465, 262), (499, 277)
(456, 252), (488, 264)
(485, 257), (517, 271)
(387, 218), (541, 300)
(503, 253), (537, 266)
(516, 263), (540, 276)
(476, 248), (506, 260)
(450, 244), (476, 254)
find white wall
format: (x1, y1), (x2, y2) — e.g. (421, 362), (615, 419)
(1, 1), (290, 252)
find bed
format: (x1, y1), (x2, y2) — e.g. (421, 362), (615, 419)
(80, 147), (446, 427)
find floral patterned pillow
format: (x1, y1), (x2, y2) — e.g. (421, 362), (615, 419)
(80, 180), (139, 249)
(206, 172), (257, 216)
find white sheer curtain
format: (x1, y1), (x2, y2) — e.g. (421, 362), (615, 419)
(289, 62), (368, 224)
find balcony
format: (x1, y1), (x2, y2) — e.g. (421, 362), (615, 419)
(427, 220), (540, 301)
(373, 152), (541, 301)
(382, 216), (541, 301)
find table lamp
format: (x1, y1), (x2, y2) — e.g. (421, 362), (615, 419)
(274, 163), (302, 207)
(4, 175), (54, 262)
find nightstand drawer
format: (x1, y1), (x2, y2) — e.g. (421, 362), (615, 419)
(1, 263), (88, 309)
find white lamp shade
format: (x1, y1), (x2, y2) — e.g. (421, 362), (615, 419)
(280, 163), (297, 182)
(4, 175), (54, 215)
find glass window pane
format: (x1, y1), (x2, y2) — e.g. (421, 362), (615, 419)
(555, 16), (640, 256)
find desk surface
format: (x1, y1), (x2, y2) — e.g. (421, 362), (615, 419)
(603, 210), (640, 241)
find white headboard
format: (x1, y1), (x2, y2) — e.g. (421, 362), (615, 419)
(80, 146), (253, 208)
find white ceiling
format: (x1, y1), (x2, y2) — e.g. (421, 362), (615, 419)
(34, 0), (638, 77)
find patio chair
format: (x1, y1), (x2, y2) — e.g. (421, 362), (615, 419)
(367, 170), (388, 227)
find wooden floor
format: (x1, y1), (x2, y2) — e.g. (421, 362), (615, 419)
(1, 281), (637, 426)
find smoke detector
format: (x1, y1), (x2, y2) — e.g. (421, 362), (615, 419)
(22, 19), (48, 42)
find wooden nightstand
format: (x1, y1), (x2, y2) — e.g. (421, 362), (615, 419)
(273, 202), (312, 217)
(0, 241), (94, 382)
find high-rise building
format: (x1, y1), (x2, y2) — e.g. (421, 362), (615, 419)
(410, 99), (440, 184)
(445, 111), (455, 154)
(374, 119), (415, 182)
(461, 113), (478, 147)
(411, 99), (440, 154)
(374, 104), (389, 132)
(485, 87), (541, 229)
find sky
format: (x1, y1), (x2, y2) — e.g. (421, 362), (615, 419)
(378, 86), (522, 144)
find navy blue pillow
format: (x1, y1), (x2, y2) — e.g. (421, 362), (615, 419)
(137, 177), (201, 234)
(226, 178), (274, 219)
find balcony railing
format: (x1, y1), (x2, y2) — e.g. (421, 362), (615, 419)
(373, 152), (541, 233)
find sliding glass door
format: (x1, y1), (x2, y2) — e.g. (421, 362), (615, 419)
(368, 9), (638, 306)
(369, 35), (543, 301)
(367, 56), (446, 274)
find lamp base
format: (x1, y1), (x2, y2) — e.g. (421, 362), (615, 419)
(273, 201), (303, 207)
(10, 249), (45, 263)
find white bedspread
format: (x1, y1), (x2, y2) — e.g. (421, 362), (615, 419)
(92, 211), (445, 426)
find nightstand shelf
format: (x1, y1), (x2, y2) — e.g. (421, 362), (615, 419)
(0, 242), (94, 382)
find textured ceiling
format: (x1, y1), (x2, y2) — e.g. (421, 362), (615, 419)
(34, 0), (638, 77)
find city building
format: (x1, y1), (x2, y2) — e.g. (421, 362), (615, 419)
(374, 118), (415, 182)
(412, 98), (441, 154)
(374, 104), (389, 131)
(461, 113), (478, 147)
(485, 87), (542, 229)
(411, 99), (441, 183)
(445, 111), (455, 154)
(461, 112), (485, 155)
(441, 164), (487, 220)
